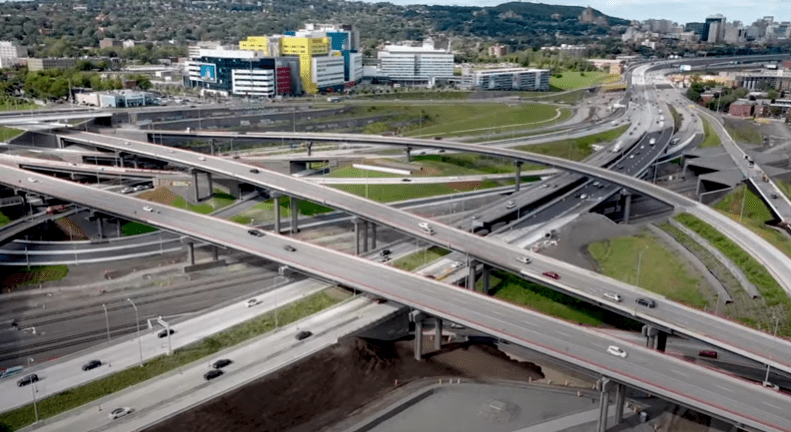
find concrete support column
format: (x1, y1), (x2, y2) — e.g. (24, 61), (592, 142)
(597, 378), (612, 432)
(209, 139), (215, 156)
(623, 191), (633, 224)
(96, 218), (103, 239)
(514, 161), (523, 192)
(482, 265), (491, 294)
(212, 246), (219, 261)
(132, 156), (138, 169)
(406, 146), (412, 162)
(414, 319), (423, 361)
(467, 259), (478, 291)
(274, 196), (281, 234)
(290, 197), (299, 233)
(306, 141), (313, 156)
(614, 383), (626, 425)
(206, 172), (213, 198)
(642, 325), (659, 348)
(371, 224), (377, 250)
(353, 219), (361, 256)
(192, 171), (200, 203)
(434, 318), (442, 350)
(186, 242), (195, 266)
(655, 331), (668, 352)
(362, 221), (369, 253)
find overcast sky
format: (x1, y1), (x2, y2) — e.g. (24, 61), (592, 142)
(364, 0), (788, 25)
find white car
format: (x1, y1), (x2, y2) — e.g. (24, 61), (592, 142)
(762, 381), (780, 391)
(142, 206), (154, 212)
(418, 222), (430, 229)
(108, 407), (134, 420)
(516, 256), (531, 264)
(607, 345), (627, 358)
(604, 293), (622, 302)
(198, 156), (206, 161)
(450, 261), (464, 269)
(27, 178), (38, 183)
(505, 200), (516, 209)
(246, 298), (261, 308)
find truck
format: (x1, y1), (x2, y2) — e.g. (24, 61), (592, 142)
(679, 65), (692, 72)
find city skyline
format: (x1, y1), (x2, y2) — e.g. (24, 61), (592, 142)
(358, 0), (787, 26)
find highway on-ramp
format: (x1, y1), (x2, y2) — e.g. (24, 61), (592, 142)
(2, 166), (790, 432)
(53, 130), (791, 379)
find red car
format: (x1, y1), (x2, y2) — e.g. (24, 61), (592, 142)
(542, 271), (560, 280)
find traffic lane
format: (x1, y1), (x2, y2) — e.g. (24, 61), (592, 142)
(0, 231), (177, 252)
(33, 299), (390, 432)
(6, 164), (790, 431)
(56, 133), (791, 373)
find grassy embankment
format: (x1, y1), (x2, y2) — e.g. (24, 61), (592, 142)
(699, 115), (721, 148)
(515, 124), (630, 162)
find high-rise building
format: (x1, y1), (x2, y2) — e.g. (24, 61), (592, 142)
(704, 14), (727, 43)
(0, 41), (27, 68)
(378, 45), (454, 85)
(185, 48), (300, 97)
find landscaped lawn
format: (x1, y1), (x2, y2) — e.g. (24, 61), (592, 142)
(0, 210), (10, 227)
(229, 196), (333, 225)
(0, 126), (23, 141)
(724, 118), (762, 145)
(587, 232), (710, 309)
(331, 180), (508, 203)
(550, 72), (618, 91)
(121, 221), (158, 236)
(392, 246), (450, 271)
(699, 115), (721, 148)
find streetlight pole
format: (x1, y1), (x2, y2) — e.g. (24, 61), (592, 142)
(102, 304), (111, 343)
(636, 245), (649, 287)
(764, 316), (780, 383)
(127, 298), (143, 367)
(28, 358), (38, 423)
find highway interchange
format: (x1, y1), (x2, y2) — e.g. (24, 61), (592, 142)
(2, 165), (790, 432)
(2, 54), (791, 431)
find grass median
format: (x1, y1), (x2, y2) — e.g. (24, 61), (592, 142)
(675, 212), (788, 307)
(699, 115), (721, 148)
(0, 290), (344, 431)
(486, 270), (642, 330)
(392, 246), (450, 271)
(516, 124), (629, 161)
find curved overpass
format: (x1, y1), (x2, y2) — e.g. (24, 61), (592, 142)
(2, 165), (789, 432)
(52, 129), (791, 380)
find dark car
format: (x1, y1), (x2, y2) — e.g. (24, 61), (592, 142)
(17, 374), (38, 387)
(212, 359), (232, 369)
(204, 370), (223, 380)
(401, 178), (412, 182)
(247, 229), (265, 237)
(82, 360), (102, 371)
(379, 249), (391, 256)
(250, 168), (260, 174)
(542, 271), (560, 280)
(284, 245), (297, 252)
(295, 331), (312, 340)
(158, 329), (175, 338)
(698, 350), (718, 359)
(635, 298), (656, 308)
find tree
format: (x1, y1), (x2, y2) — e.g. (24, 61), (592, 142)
(686, 88), (701, 102)
(768, 89), (779, 100)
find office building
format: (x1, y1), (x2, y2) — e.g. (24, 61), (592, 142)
(472, 68), (550, 91)
(0, 41), (27, 68)
(378, 45), (454, 85)
(312, 55), (345, 91)
(185, 48), (300, 97)
(188, 41), (224, 60)
(704, 14), (727, 43)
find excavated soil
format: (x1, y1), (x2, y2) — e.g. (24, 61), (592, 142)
(144, 337), (543, 432)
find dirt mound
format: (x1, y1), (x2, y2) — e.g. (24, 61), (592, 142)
(336, 337), (397, 374)
(139, 187), (181, 205)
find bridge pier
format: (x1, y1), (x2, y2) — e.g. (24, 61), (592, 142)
(273, 195), (282, 233)
(514, 161), (523, 192)
(185, 241), (195, 266)
(411, 310), (425, 361)
(352, 218), (361, 255)
(655, 331), (667, 352)
(290, 197), (299, 233)
(621, 189), (633, 224)
(209, 139), (215, 156)
(406, 146), (412, 163)
(467, 259), (479, 290)
(306, 141), (313, 156)
(434, 318), (443, 350)
(614, 382), (626, 425)
(642, 325), (667, 350)
(597, 377), (612, 432)
(212, 245), (219, 261)
(482, 265), (491, 294)
(96, 217), (103, 239)
(371, 224), (377, 250)
(362, 221), (369, 253)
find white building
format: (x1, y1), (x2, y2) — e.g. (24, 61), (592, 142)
(0, 41), (27, 68)
(378, 45), (454, 84)
(232, 69), (276, 96)
(312, 55), (345, 89)
(472, 68), (550, 91)
(348, 51), (363, 83)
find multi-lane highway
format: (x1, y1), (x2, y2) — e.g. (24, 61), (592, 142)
(51, 129), (791, 379)
(2, 166), (789, 432)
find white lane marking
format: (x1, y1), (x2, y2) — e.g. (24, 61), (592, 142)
(761, 401), (783, 410)
(556, 330), (571, 338)
(715, 384), (734, 393)
(491, 310), (509, 319)
(670, 369), (688, 377)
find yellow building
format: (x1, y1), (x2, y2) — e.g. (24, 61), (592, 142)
(281, 37), (330, 94)
(239, 36), (271, 54)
